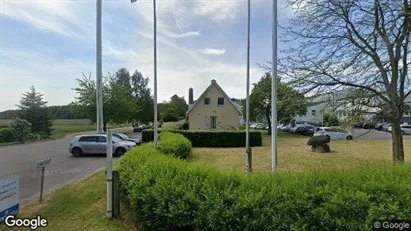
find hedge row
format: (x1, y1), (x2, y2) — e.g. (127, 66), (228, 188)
(142, 129), (262, 147)
(157, 132), (192, 159)
(0, 128), (16, 143)
(117, 142), (411, 230)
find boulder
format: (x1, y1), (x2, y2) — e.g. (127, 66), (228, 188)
(307, 135), (330, 146)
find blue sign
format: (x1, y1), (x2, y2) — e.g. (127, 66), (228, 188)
(0, 175), (19, 224)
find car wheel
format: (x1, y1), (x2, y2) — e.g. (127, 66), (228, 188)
(402, 131), (405, 135)
(114, 147), (126, 157)
(326, 135), (330, 140)
(72, 147), (82, 157)
(346, 135), (353, 140)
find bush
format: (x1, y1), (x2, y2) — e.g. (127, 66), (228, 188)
(323, 113), (339, 126)
(10, 118), (31, 143)
(118, 145), (411, 231)
(0, 128), (16, 143)
(157, 132), (192, 159)
(142, 130), (262, 147)
(178, 121), (189, 130)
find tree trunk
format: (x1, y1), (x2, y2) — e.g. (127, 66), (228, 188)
(103, 121), (107, 132)
(391, 119), (405, 163)
(266, 107), (271, 135)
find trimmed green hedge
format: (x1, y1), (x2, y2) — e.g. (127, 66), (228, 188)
(118, 141), (411, 231)
(0, 128), (16, 143)
(142, 129), (262, 147)
(157, 132), (192, 159)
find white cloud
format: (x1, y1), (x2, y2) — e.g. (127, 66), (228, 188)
(199, 48), (227, 55)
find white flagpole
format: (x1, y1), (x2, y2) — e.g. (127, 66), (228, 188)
(271, 0), (278, 172)
(245, 0), (252, 173)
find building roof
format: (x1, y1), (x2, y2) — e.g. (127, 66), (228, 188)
(186, 79), (243, 116)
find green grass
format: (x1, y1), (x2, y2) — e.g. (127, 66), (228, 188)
(190, 131), (411, 173)
(0, 119), (131, 140)
(0, 171), (137, 231)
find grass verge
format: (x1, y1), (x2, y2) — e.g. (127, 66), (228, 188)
(0, 171), (136, 231)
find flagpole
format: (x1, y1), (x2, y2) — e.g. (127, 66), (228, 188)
(245, 0), (252, 173)
(271, 0), (278, 172)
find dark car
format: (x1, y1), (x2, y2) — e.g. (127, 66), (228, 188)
(133, 124), (147, 132)
(295, 125), (315, 136)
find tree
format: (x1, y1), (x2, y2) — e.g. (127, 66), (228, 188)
(130, 70), (154, 125)
(282, 0), (411, 163)
(250, 72), (307, 134)
(10, 118), (31, 142)
(17, 86), (53, 136)
(169, 95), (188, 119)
(72, 69), (135, 131)
(323, 113), (339, 127)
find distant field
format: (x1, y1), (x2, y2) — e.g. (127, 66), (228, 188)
(0, 119), (131, 139)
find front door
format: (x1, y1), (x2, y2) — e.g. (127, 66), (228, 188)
(210, 116), (217, 129)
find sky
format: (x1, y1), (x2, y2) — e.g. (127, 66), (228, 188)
(0, 0), (295, 111)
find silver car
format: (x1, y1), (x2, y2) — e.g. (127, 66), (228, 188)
(69, 134), (136, 157)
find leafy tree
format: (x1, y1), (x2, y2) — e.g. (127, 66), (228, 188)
(130, 70), (154, 125)
(17, 86), (53, 136)
(323, 113), (339, 127)
(169, 95), (188, 119)
(250, 72), (307, 134)
(282, 0), (411, 162)
(159, 102), (179, 122)
(72, 69), (135, 131)
(10, 118), (31, 142)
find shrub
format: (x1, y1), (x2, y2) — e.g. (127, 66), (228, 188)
(0, 128), (16, 143)
(157, 132), (192, 159)
(118, 146), (411, 231)
(142, 130), (262, 147)
(179, 121), (189, 130)
(323, 113), (339, 126)
(10, 118), (31, 143)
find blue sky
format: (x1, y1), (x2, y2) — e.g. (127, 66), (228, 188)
(0, 0), (294, 111)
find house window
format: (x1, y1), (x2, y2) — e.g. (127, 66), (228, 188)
(210, 116), (217, 129)
(218, 97), (224, 105)
(204, 97), (210, 105)
(311, 110), (316, 116)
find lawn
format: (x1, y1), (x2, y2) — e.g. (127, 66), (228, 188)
(0, 171), (136, 231)
(0, 119), (131, 140)
(189, 131), (411, 173)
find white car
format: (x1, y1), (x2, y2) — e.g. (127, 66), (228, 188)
(387, 125), (411, 135)
(313, 127), (353, 140)
(250, 123), (267, 130)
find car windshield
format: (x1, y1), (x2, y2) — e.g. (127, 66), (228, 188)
(112, 137), (122, 143)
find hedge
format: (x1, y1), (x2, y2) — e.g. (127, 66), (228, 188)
(117, 140), (411, 231)
(0, 128), (16, 143)
(142, 129), (262, 147)
(157, 132), (192, 159)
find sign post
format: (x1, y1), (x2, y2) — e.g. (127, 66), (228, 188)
(106, 130), (113, 218)
(37, 158), (51, 203)
(0, 175), (19, 224)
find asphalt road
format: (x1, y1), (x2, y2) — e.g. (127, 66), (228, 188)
(0, 128), (138, 205)
(350, 128), (410, 140)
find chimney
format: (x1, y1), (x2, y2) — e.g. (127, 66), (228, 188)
(211, 79), (216, 84)
(189, 88), (194, 104)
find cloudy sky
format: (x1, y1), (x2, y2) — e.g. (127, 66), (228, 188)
(0, 0), (294, 111)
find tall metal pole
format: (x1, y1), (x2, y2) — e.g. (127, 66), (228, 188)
(245, 0), (252, 173)
(271, 0), (278, 172)
(153, 0), (158, 148)
(106, 130), (113, 218)
(96, 0), (104, 133)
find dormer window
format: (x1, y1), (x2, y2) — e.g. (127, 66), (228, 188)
(218, 97), (224, 105)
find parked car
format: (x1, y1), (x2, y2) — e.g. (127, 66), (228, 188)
(69, 134), (137, 157)
(387, 124), (411, 135)
(382, 123), (391, 131)
(112, 132), (141, 145)
(375, 123), (388, 130)
(313, 127), (353, 140)
(250, 123), (267, 130)
(295, 125), (316, 136)
(133, 124), (147, 132)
